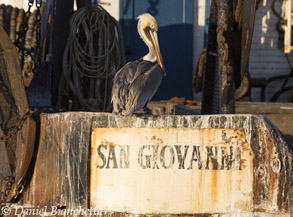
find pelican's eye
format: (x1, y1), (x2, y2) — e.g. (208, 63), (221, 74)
(149, 25), (157, 32)
(145, 26), (153, 32)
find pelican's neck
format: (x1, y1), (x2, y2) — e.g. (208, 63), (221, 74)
(138, 21), (156, 63)
(143, 48), (156, 62)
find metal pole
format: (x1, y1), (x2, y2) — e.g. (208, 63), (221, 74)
(201, 0), (235, 114)
(217, 0), (235, 114)
(201, 0), (219, 114)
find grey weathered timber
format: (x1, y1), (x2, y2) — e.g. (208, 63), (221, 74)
(17, 112), (291, 217)
(182, 101), (293, 143)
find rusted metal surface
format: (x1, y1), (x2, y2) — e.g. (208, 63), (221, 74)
(217, 25), (229, 66)
(194, 49), (248, 101)
(217, 0), (235, 114)
(235, 74), (249, 100)
(201, 0), (235, 114)
(193, 48), (206, 94)
(201, 0), (256, 114)
(234, 0), (243, 24)
(17, 112), (292, 216)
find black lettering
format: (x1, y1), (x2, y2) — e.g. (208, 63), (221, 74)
(97, 144), (107, 168)
(188, 146), (202, 169)
(138, 145), (151, 169)
(152, 145), (159, 169)
(160, 145), (175, 169)
(220, 146), (233, 170)
(119, 145), (130, 168)
(106, 146), (118, 168)
(175, 145), (189, 169)
(205, 146), (218, 170)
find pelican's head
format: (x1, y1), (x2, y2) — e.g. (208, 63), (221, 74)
(137, 13), (165, 75)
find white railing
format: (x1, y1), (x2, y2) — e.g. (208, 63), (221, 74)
(284, 0), (293, 53)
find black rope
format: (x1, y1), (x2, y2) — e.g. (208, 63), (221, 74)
(261, 0), (293, 102)
(261, 54), (293, 102)
(58, 5), (125, 112)
(270, 0), (286, 22)
(269, 54), (293, 101)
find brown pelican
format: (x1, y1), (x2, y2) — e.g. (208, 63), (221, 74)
(111, 13), (165, 116)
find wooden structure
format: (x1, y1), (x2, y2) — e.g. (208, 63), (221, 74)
(9, 112), (291, 216)
(0, 26), (36, 206)
(147, 101), (293, 145)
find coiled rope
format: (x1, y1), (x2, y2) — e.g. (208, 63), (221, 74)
(58, 5), (125, 111)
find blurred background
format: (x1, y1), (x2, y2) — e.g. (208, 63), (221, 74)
(0, 0), (293, 106)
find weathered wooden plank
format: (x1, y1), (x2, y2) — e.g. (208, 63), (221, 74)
(235, 102), (293, 114)
(21, 113), (92, 208)
(149, 101), (293, 144)
(178, 101), (293, 114)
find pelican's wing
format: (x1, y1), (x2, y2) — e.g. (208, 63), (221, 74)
(111, 60), (142, 113)
(125, 62), (163, 115)
(112, 59), (163, 115)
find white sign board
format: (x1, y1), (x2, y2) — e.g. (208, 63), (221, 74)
(91, 128), (253, 214)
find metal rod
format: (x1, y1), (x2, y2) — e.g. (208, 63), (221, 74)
(201, 0), (219, 114)
(201, 0), (235, 114)
(217, 0), (235, 114)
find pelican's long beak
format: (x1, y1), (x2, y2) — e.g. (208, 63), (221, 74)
(149, 30), (166, 76)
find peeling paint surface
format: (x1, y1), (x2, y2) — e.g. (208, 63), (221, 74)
(91, 128), (253, 214)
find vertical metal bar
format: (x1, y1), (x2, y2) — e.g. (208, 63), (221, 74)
(201, 0), (219, 114)
(217, 0), (235, 114)
(51, 0), (74, 106)
(201, 0), (235, 114)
